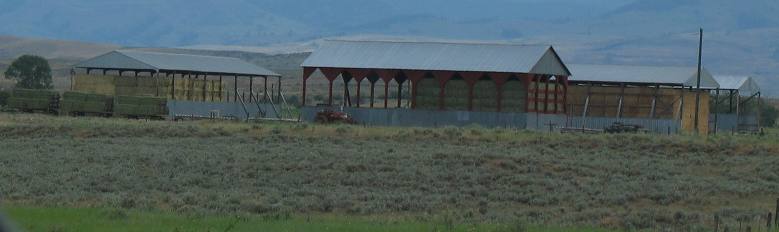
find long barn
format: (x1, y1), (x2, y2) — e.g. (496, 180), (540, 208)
(73, 50), (285, 120)
(300, 40), (571, 128)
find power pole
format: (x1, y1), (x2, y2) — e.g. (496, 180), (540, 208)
(694, 28), (703, 134)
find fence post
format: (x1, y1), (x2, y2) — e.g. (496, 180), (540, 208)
(715, 214), (720, 232)
(775, 198), (778, 227)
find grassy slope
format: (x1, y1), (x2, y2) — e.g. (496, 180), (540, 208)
(0, 113), (777, 231)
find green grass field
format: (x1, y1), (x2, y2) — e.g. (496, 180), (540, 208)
(4, 206), (612, 232)
(0, 113), (777, 231)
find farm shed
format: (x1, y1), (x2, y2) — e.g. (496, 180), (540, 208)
(710, 75), (762, 133)
(566, 64), (720, 134)
(73, 50), (283, 120)
(300, 40), (571, 128)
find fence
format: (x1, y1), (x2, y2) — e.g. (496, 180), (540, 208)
(302, 106), (682, 134)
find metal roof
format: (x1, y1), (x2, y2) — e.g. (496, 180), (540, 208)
(302, 40), (571, 76)
(713, 75), (760, 95)
(568, 64), (719, 89)
(75, 50), (281, 77)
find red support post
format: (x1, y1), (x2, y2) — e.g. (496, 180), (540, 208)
(346, 69), (368, 108)
(404, 70), (427, 109)
(534, 75), (540, 113)
(543, 75), (550, 114)
(490, 73), (510, 112)
(562, 76), (569, 114)
(521, 74), (532, 113)
(461, 72), (482, 111)
(433, 71), (455, 111)
(320, 68), (341, 106)
(302, 67), (315, 106)
(376, 70), (397, 109)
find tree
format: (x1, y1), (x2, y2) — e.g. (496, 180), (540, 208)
(4, 55), (52, 89)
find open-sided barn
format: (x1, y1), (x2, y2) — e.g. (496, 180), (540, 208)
(710, 75), (762, 132)
(300, 40), (571, 128)
(567, 64), (719, 134)
(73, 50), (284, 120)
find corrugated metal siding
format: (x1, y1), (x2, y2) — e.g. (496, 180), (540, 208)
(77, 50), (281, 77)
(302, 40), (570, 75)
(569, 64), (719, 88)
(168, 100), (278, 120)
(301, 106), (527, 128)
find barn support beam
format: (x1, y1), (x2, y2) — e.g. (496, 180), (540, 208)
(461, 72), (482, 111)
(170, 73), (176, 100)
(404, 70), (426, 110)
(736, 90), (741, 132)
(301, 67), (315, 106)
(320, 68), (341, 106)
(714, 88), (720, 133)
(219, 75), (223, 102)
(617, 84), (625, 118)
(491, 73), (510, 112)
(233, 75), (238, 102)
(758, 92), (762, 130)
(249, 76), (254, 103)
(432, 71), (454, 110)
(395, 74), (407, 108)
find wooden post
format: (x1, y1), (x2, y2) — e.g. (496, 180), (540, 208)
(736, 91), (741, 132)
(249, 76), (254, 103)
(582, 84), (592, 129)
(370, 81), (375, 108)
(757, 92), (762, 130)
(384, 79), (390, 109)
(233, 75), (238, 102)
(775, 198), (778, 227)
(356, 80), (362, 108)
(171, 73), (176, 100)
(714, 88), (720, 133)
(219, 75), (223, 102)
(650, 85), (659, 118)
(277, 76), (281, 103)
(617, 84), (625, 118)
(202, 75), (207, 102)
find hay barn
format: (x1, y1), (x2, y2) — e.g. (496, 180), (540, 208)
(300, 40), (571, 128)
(566, 64), (720, 134)
(73, 50), (284, 120)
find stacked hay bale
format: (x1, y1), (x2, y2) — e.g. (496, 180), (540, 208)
(415, 78), (439, 110)
(444, 79), (468, 111)
(7, 89), (60, 114)
(73, 75), (117, 95)
(60, 92), (113, 116)
(114, 96), (168, 119)
(501, 80), (526, 112)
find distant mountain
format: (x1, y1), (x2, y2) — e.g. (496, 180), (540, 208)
(0, 0), (777, 95)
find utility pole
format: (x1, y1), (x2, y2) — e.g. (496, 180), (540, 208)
(694, 28), (703, 134)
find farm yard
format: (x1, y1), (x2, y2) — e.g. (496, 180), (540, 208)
(0, 113), (777, 231)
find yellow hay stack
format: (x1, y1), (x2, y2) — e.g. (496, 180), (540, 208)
(74, 74), (224, 101)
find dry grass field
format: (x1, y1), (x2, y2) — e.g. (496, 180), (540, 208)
(0, 113), (777, 231)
